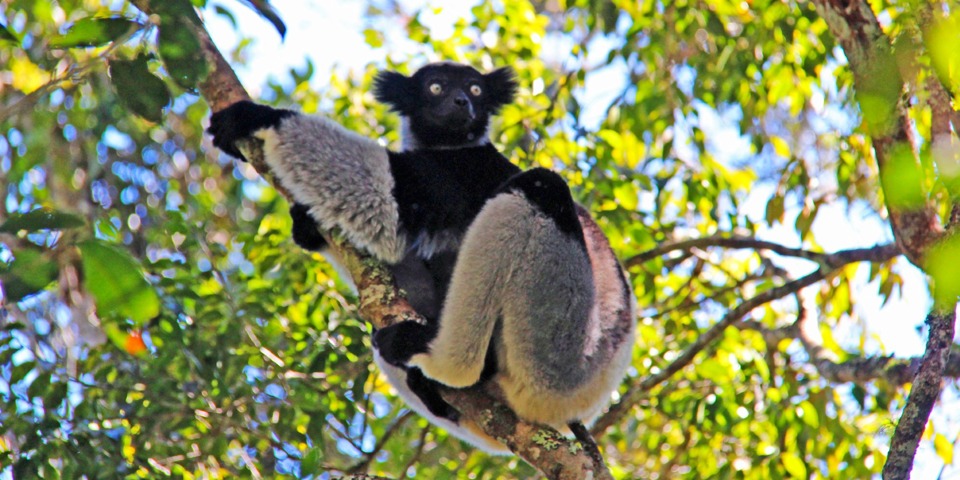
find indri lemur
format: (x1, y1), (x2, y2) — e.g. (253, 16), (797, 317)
(207, 62), (636, 453)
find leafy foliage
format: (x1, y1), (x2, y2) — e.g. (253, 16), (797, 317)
(0, 0), (956, 479)
(48, 16), (140, 49)
(108, 53), (173, 122)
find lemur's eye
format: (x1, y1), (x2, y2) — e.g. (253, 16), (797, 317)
(470, 84), (482, 96)
(429, 83), (443, 95)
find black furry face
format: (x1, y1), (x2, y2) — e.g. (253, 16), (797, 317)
(373, 62), (518, 149)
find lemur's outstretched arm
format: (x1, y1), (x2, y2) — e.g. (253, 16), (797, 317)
(208, 101), (407, 263)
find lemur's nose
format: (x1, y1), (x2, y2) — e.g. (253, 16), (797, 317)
(454, 91), (469, 107)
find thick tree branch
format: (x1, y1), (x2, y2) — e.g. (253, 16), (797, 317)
(595, 242), (900, 433)
(883, 308), (957, 480)
(794, 298), (960, 385)
(810, 0), (945, 266)
(127, 2), (612, 478)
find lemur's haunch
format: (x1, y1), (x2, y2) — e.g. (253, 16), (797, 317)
(207, 62), (636, 454)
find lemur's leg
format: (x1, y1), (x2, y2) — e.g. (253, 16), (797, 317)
(290, 203), (327, 251)
(376, 168), (595, 390)
(405, 367), (460, 422)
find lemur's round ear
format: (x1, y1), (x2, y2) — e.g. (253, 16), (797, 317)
(484, 67), (518, 113)
(373, 71), (416, 114)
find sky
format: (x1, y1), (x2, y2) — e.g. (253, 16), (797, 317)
(201, 0), (958, 476)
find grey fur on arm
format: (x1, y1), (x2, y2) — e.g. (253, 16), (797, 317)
(255, 114), (407, 263)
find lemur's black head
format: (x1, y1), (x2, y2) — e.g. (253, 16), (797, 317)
(373, 62), (517, 150)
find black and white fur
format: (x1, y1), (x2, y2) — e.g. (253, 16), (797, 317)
(207, 62), (636, 454)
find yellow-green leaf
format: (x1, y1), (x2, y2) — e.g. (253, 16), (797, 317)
(798, 401), (820, 429)
(879, 144), (926, 209)
(771, 136), (790, 158)
(781, 452), (807, 478)
(926, 13), (960, 93)
(49, 17), (139, 48)
(79, 239), (159, 324)
(927, 234), (960, 309)
(934, 433), (954, 465)
(614, 183), (639, 211)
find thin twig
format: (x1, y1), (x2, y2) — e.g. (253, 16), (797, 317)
(347, 411), (415, 474)
(627, 235), (897, 269)
(401, 424), (433, 477)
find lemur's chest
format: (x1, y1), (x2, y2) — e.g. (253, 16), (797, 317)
(390, 147), (521, 237)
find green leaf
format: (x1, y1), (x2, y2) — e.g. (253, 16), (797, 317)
(44, 382), (69, 411)
(158, 18), (209, 90)
(0, 23), (19, 44)
(10, 360), (35, 384)
(242, 0), (286, 38)
(27, 372), (52, 399)
(926, 234), (960, 309)
(78, 239), (160, 324)
(49, 17), (139, 48)
(0, 209), (85, 233)
(781, 452), (808, 478)
(213, 6), (238, 29)
(0, 249), (58, 301)
(108, 54), (171, 122)
(765, 195), (785, 225)
(301, 447), (323, 474)
(880, 144), (926, 209)
(926, 13), (960, 95)
(144, 0), (198, 20)
(794, 203), (818, 239)
(854, 52), (901, 135)
(613, 182), (639, 211)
